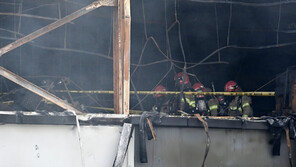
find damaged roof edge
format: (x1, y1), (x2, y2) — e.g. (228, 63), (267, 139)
(0, 111), (269, 130)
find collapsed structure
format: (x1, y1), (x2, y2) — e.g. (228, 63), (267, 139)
(0, 0), (296, 166)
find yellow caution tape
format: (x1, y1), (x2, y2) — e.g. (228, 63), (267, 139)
(55, 90), (275, 96)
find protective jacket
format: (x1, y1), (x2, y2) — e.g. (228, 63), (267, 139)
(208, 98), (219, 116)
(180, 92), (196, 114)
(228, 95), (253, 117)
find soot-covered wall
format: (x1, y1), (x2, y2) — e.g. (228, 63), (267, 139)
(0, 0), (296, 115)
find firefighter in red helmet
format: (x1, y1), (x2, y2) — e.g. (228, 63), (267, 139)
(192, 82), (208, 115)
(174, 72), (196, 114)
(217, 95), (227, 116)
(174, 72), (191, 89)
(208, 94), (228, 116)
(153, 85), (171, 113)
(224, 81), (253, 117)
(224, 80), (241, 92)
(192, 82), (204, 91)
(155, 85), (166, 98)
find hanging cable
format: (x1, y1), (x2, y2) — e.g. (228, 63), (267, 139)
(254, 71), (288, 92)
(131, 79), (145, 111)
(195, 114), (211, 167)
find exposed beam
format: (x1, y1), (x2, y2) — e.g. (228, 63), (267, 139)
(0, 66), (83, 114)
(0, 0), (116, 57)
(113, 0), (131, 114)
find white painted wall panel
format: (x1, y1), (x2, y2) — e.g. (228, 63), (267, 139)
(0, 124), (125, 167)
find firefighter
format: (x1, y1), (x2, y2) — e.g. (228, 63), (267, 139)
(217, 95), (227, 116)
(208, 95), (228, 116)
(224, 81), (253, 117)
(174, 72), (196, 115)
(192, 82), (208, 115)
(153, 85), (171, 113)
(241, 95), (253, 117)
(208, 98), (219, 116)
(174, 72), (191, 90)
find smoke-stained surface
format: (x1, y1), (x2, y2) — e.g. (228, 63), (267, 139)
(0, 0), (114, 112)
(0, 0), (295, 115)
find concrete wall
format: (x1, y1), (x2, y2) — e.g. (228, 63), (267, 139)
(134, 127), (293, 167)
(0, 123), (293, 167)
(0, 124), (133, 167)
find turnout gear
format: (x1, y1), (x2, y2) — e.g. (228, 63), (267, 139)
(153, 85), (171, 113)
(228, 96), (253, 117)
(180, 91), (196, 114)
(192, 82), (208, 115)
(228, 96), (243, 116)
(174, 72), (195, 114)
(208, 98), (219, 116)
(208, 95), (228, 116)
(224, 81), (240, 92)
(224, 81), (253, 117)
(241, 95), (253, 117)
(217, 95), (227, 115)
(181, 95), (196, 108)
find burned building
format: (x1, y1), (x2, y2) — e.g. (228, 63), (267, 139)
(0, 0), (296, 166)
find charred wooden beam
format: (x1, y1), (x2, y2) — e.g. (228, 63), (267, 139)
(0, 0), (116, 57)
(0, 66), (83, 114)
(113, 0), (131, 114)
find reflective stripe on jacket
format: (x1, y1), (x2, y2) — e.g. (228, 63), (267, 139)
(181, 98), (196, 108)
(242, 102), (250, 108)
(209, 105), (218, 110)
(230, 106), (242, 111)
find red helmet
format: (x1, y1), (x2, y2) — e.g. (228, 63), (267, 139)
(192, 83), (204, 91)
(217, 95), (224, 102)
(224, 81), (239, 92)
(155, 85), (166, 98)
(174, 72), (190, 85)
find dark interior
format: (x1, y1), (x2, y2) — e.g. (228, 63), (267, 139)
(0, 0), (295, 115)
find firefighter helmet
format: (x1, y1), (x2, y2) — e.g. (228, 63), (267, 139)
(224, 81), (239, 92)
(217, 95), (224, 102)
(174, 72), (190, 85)
(155, 85), (166, 98)
(192, 82), (204, 91)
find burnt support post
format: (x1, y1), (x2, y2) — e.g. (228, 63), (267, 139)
(113, 0), (131, 114)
